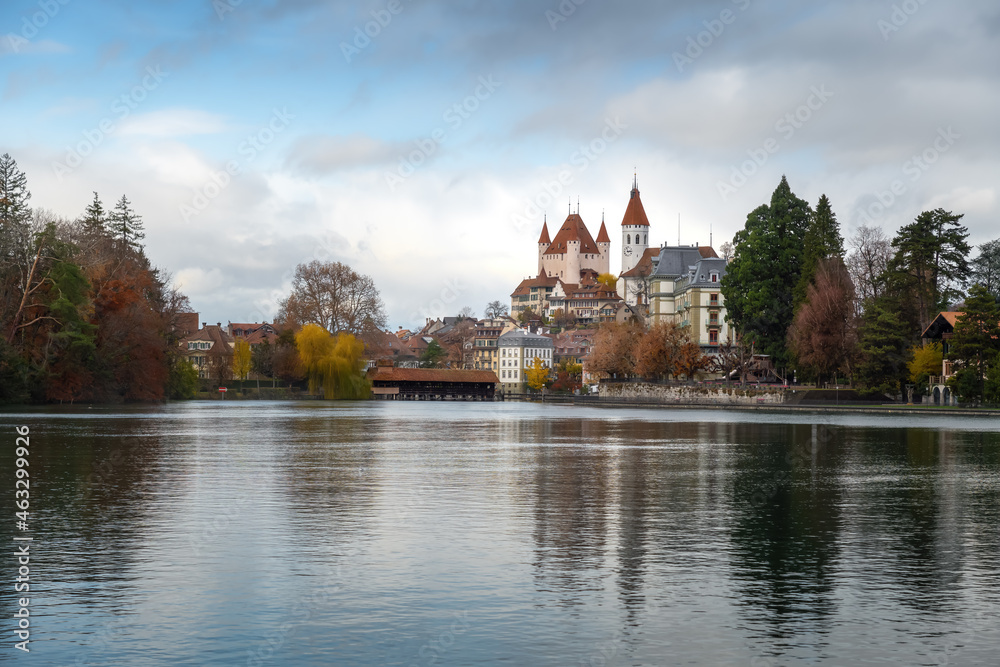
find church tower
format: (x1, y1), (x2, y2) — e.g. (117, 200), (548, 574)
(620, 175), (650, 274)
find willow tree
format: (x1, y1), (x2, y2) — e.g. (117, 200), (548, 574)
(295, 323), (369, 399)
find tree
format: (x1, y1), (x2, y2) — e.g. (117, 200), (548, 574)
(713, 335), (756, 385)
(675, 340), (710, 381)
(908, 341), (943, 395)
(108, 195), (145, 255)
(420, 339), (447, 368)
(81, 192), (107, 236)
(854, 297), (911, 397)
(517, 307), (535, 326)
(167, 358), (199, 399)
(886, 209), (970, 333)
(787, 258), (858, 385)
(294, 323), (367, 399)
(793, 194), (843, 309)
(948, 284), (1000, 401)
(525, 357), (548, 392)
(597, 273), (618, 291)
(0, 153), (35, 329)
(984, 352), (1000, 404)
(970, 239), (1000, 303)
(484, 300), (509, 319)
(278, 260), (386, 337)
(551, 308), (575, 329)
(588, 322), (639, 378)
(457, 306), (476, 319)
(634, 321), (684, 380)
(719, 241), (734, 262)
(846, 225), (891, 311)
(232, 338), (252, 381)
(252, 338), (275, 379)
(721, 176), (811, 371)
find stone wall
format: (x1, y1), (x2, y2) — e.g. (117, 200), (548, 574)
(599, 382), (788, 405)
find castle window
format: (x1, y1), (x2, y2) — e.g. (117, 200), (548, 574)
(627, 235), (631, 245)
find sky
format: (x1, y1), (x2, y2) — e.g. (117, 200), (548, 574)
(2, 0), (998, 330)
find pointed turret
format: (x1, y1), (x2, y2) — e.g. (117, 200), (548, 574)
(538, 219), (551, 244)
(596, 214), (611, 276)
(621, 176), (651, 274)
(537, 216), (551, 274)
(596, 220), (610, 244)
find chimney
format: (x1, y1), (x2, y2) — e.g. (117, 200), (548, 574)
(202, 322), (207, 328)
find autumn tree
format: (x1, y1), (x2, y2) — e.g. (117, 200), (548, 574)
(634, 321), (685, 380)
(525, 357), (549, 392)
(278, 260), (387, 337)
(597, 273), (618, 292)
(232, 338), (252, 381)
(908, 342), (943, 395)
(588, 322), (639, 378)
(787, 258), (858, 386)
(676, 340), (710, 381)
(294, 323), (367, 399)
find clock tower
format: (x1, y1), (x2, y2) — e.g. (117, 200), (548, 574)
(621, 176), (650, 274)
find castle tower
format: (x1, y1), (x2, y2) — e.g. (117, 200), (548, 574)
(596, 212), (611, 275)
(620, 175), (650, 274)
(537, 217), (551, 275)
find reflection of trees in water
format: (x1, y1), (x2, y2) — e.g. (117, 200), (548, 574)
(727, 423), (843, 645)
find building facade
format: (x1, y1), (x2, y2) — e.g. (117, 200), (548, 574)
(648, 246), (730, 349)
(497, 329), (555, 393)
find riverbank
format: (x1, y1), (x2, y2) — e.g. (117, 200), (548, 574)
(511, 394), (1000, 418)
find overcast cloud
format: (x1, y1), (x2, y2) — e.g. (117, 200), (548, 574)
(2, 0), (997, 328)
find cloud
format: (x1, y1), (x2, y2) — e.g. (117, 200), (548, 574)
(285, 133), (402, 175)
(118, 109), (230, 138)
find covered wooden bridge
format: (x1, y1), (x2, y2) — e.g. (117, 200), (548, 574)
(367, 366), (499, 401)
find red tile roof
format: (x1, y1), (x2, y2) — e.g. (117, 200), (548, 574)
(621, 185), (650, 227)
(538, 221), (551, 244)
(620, 247), (660, 278)
(699, 246), (719, 258)
(596, 220), (611, 244)
(543, 213), (600, 256)
(368, 367), (499, 384)
(511, 272), (559, 297)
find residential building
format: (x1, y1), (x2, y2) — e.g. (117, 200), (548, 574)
(497, 329), (555, 393)
(648, 245), (730, 350)
(552, 329), (596, 366)
(179, 323), (236, 380)
(473, 318), (517, 372)
(548, 274), (624, 325)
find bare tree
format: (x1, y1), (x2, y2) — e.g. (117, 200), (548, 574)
(719, 241), (734, 262)
(846, 225), (891, 310)
(457, 306), (476, 319)
(277, 260), (387, 336)
(484, 300), (508, 319)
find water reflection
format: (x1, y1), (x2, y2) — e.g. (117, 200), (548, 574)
(1, 403), (999, 665)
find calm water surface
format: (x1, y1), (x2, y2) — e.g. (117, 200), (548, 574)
(2, 401), (999, 666)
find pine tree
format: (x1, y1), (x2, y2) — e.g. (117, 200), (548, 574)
(886, 209), (970, 333)
(970, 239), (1000, 303)
(948, 284), (1000, 401)
(793, 194), (844, 308)
(0, 153), (33, 267)
(81, 192), (107, 236)
(854, 296), (911, 397)
(721, 175), (811, 370)
(109, 195), (145, 254)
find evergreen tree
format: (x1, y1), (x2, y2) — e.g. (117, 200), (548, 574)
(970, 239), (1000, 303)
(721, 175), (811, 370)
(0, 153), (34, 289)
(854, 296), (911, 397)
(793, 194), (844, 308)
(81, 192), (107, 236)
(948, 284), (1000, 401)
(886, 209), (970, 333)
(109, 195), (145, 254)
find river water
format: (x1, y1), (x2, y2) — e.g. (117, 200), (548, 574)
(1, 401), (999, 666)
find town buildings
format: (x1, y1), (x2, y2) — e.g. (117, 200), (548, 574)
(497, 329), (555, 394)
(648, 246), (730, 349)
